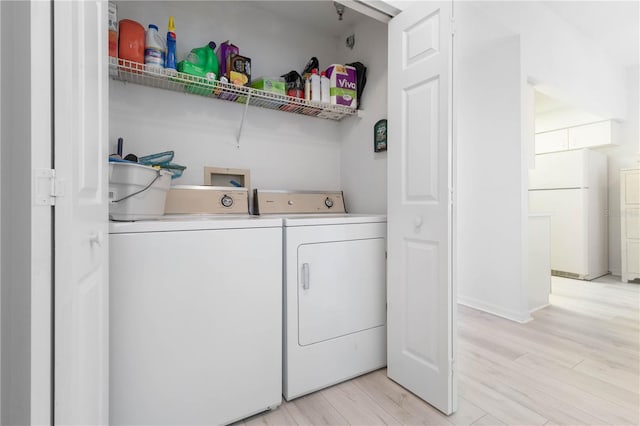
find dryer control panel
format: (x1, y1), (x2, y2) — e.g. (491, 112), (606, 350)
(254, 190), (346, 214)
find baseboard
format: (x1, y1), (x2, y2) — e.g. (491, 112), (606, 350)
(457, 296), (533, 323)
(530, 303), (550, 314)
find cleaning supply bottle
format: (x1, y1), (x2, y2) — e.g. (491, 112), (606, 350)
(304, 74), (311, 100)
(165, 16), (177, 70)
(310, 68), (321, 102)
(320, 70), (330, 103)
(144, 24), (165, 70)
(178, 41), (219, 80)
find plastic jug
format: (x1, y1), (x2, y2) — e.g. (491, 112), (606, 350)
(118, 19), (145, 64)
(144, 24), (165, 70)
(177, 41), (219, 81)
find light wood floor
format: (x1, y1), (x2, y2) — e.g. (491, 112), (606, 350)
(241, 275), (640, 425)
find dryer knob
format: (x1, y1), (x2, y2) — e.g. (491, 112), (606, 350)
(324, 197), (334, 208)
(221, 194), (234, 208)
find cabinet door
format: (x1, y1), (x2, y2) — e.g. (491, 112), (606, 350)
(568, 120), (616, 149)
(387, 1), (456, 415)
(624, 170), (640, 205)
(298, 238), (386, 346)
(621, 170), (640, 282)
(626, 240), (640, 275)
(535, 129), (568, 154)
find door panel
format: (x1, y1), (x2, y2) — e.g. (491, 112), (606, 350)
(626, 209), (640, 239)
(405, 78), (440, 202)
(404, 10), (440, 66)
(404, 240), (439, 367)
(54, 0), (109, 424)
(298, 238), (386, 346)
(626, 241), (640, 274)
(387, 1), (456, 415)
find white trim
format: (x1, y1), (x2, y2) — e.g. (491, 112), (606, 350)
(457, 298), (533, 324)
(529, 303), (551, 314)
(336, 0), (398, 23)
(609, 269), (622, 278)
(0, 1), (3, 420)
(30, 1), (52, 424)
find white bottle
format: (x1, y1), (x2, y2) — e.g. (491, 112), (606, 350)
(320, 70), (330, 104)
(310, 69), (321, 102)
(144, 24), (165, 70)
(304, 75), (311, 101)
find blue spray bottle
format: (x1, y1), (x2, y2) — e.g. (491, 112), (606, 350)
(166, 16), (177, 70)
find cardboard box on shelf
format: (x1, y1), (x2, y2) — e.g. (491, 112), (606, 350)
(251, 77), (286, 95)
(229, 54), (251, 87)
(326, 64), (357, 108)
(217, 41), (239, 78)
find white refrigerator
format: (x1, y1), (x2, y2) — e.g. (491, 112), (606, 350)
(529, 149), (608, 280)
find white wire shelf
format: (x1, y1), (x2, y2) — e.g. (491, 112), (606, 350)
(109, 57), (357, 121)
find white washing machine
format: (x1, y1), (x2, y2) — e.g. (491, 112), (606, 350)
(109, 188), (283, 425)
(254, 190), (387, 401)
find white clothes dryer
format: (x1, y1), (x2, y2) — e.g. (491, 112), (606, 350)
(254, 190), (387, 401)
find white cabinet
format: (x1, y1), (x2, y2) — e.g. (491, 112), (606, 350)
(569, 120), (620, 149)
(535, 129), (568, 154)
(535, 120), (620, 154)
(621, 168), (640, 282)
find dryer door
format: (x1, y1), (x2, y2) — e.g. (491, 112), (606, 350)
(297, 237), (386, 346)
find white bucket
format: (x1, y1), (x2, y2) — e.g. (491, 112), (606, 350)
(109, 162), (172, 221)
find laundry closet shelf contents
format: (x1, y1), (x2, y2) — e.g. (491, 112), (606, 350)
(110, 57), (357, 121)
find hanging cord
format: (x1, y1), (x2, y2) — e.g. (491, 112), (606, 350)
(112, 169), (163, 203)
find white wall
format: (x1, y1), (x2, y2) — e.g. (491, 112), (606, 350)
(0, 1), (2, 420)
(514, 1), (638, 277)
(338, 17), (388, 214)
(456, 1), (637, 322)
(111, 1), (346, 200)
(532, 65), (640, 277)
(603, 65), (640, 275)
(483, 2), (628, 121)
(456, 27), (529, 322)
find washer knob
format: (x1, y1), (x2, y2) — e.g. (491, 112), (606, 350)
(221, 194), (234, 208)
(288, 200), (294, 206)
(325, 197), (334, 208)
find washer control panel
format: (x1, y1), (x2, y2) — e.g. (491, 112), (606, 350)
(165, 186), (249, 214)
(254, 190), (346, 214)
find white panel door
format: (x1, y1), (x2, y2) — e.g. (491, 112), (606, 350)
(54, 0), (109, 424)
(387, 1), (456, 415)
